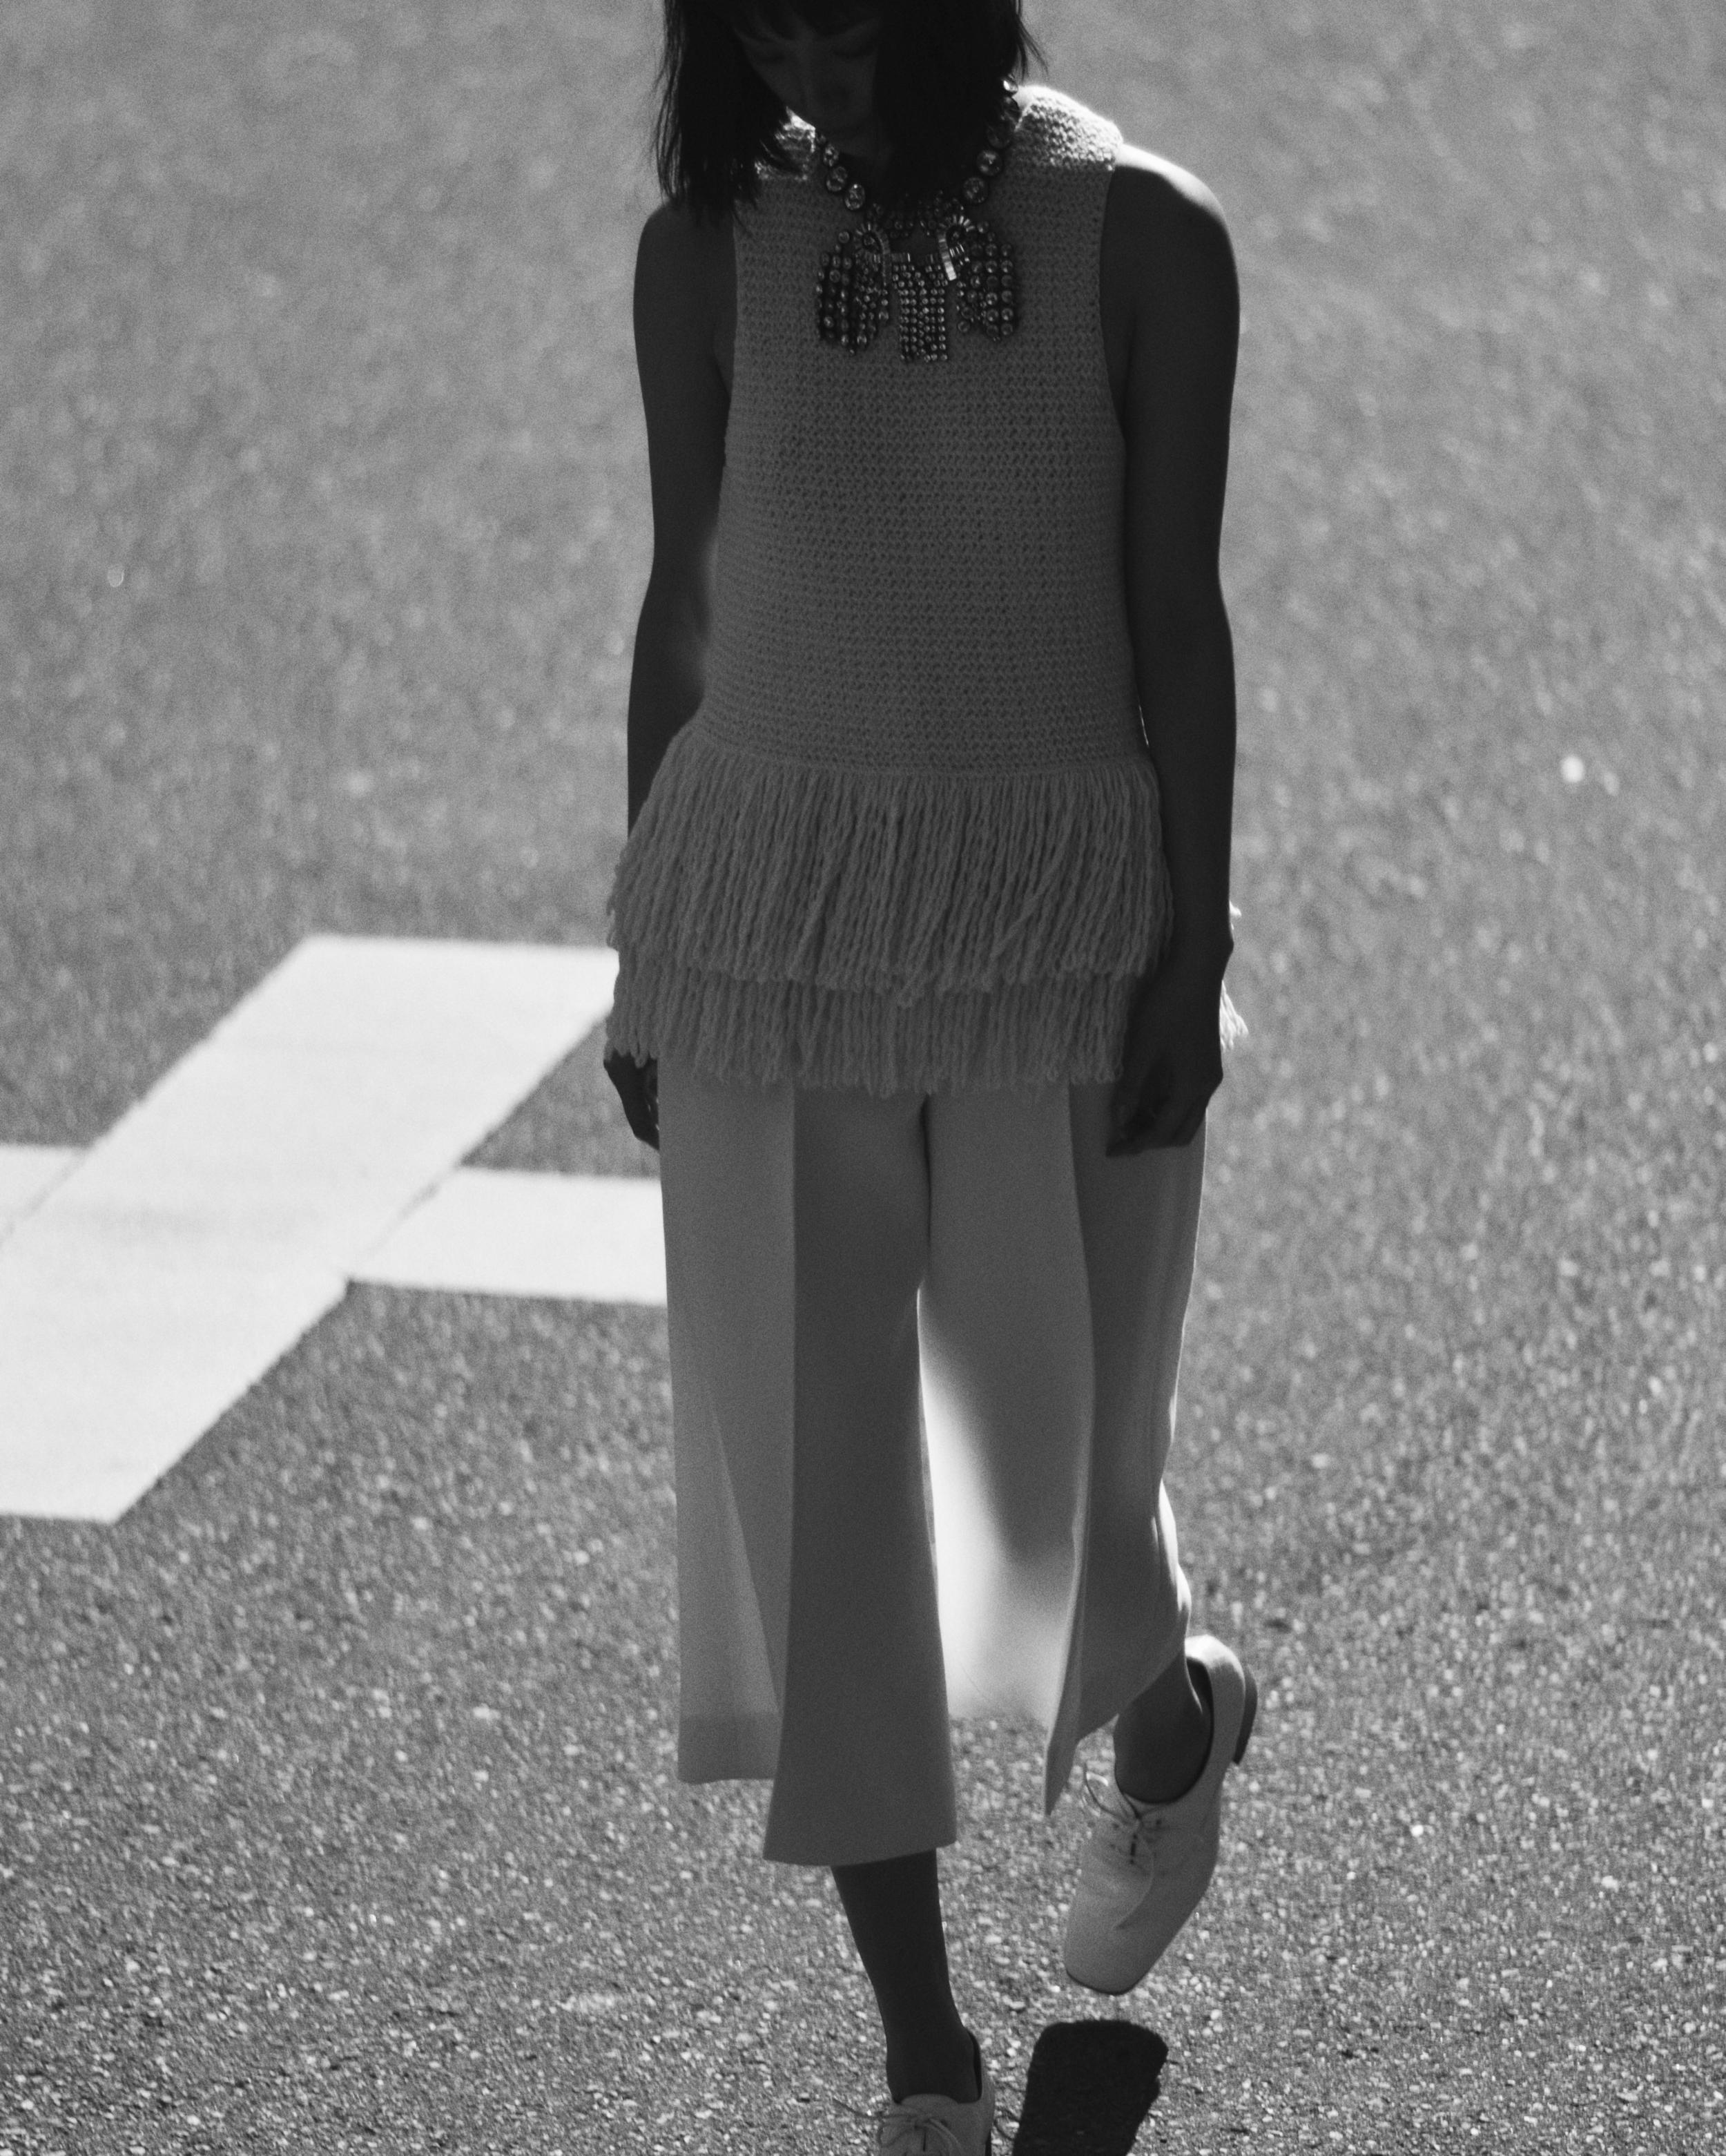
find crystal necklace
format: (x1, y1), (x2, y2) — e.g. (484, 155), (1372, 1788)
(810, 79), (1023, 363)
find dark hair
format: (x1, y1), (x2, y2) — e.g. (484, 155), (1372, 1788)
(648, 0), (1049, 226)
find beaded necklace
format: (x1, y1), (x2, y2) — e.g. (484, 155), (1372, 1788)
(810, 78), (1023, 362)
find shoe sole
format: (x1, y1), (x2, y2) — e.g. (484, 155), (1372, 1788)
(1234, 1665), (1258, 1764)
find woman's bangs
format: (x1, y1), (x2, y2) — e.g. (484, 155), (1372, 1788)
(706, 0), (883, 39)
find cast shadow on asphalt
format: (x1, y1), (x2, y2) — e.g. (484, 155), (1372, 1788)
(1004, 2017), (1167, 2154)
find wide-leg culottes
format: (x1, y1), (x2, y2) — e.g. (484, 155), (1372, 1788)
(655, 1052), (1208, 1869)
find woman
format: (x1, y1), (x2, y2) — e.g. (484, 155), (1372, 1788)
(603, 3), (1257, 2146)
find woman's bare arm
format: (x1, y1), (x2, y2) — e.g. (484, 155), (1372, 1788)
(1109, 154), (1241, 1151)
(607, 202), (732, 1148)
(627, 201), (730, 831)
(1117, 153), (1241, 976)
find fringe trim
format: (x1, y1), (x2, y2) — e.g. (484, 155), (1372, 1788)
(605, 952), (1143, 1097)
(605, 726), (1172, 999)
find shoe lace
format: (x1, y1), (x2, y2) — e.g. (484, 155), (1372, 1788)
(1081, 1759), (1165, 1867)
(875, 2112), (967, 2156)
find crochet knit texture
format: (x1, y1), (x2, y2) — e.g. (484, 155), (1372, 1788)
(606, 85), (1239, 1095)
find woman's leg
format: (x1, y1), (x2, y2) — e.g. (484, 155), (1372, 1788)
(657, 1061), (956, 1852)
(1112, 1645), (1214, 1801)
(760, 1081), (957, 1864)
(918, 1081), (1213, 1809)
(831, 1850), (978, 2104)
(772, 1086), (973, 2098)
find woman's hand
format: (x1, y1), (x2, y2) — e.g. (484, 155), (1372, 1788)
(604, 1049), (660, 1151)
(1108, 949), (1230, 1155)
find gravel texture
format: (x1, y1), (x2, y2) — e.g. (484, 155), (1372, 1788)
(2, 1), (1723, 2151)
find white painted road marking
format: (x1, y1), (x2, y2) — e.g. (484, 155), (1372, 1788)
(0, 936), (621, 1524)
(353, 1168), (665, 1306)
(0, 1151), (670, 1311)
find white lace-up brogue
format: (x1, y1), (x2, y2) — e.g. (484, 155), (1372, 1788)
(1063, 1633), (1258, 1996)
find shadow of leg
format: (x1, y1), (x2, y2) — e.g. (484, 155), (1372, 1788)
(1009, 2018), (1167, 2155)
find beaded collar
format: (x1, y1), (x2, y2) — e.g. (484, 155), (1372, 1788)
(807, 79), (1025, 362)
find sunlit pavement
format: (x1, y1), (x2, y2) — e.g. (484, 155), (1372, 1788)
(1, 2), (1722, 2150)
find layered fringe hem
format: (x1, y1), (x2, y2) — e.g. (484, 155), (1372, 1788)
(605, 952), (1144, 1097)
(605, 724), (1172, 996)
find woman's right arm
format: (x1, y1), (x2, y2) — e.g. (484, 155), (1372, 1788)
(626, 202), (730, 832)
(606, 203), (730, 1149)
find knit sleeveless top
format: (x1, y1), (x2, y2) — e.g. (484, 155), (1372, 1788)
(605, 84), (1173, 1097)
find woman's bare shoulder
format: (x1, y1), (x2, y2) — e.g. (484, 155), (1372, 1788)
(639, 200), (733, 365)
(1106, 142), (1237, 341)
(1108, 144), (1232, 259)
(641, 198), (733, 281)
(637, 201), (734, 369)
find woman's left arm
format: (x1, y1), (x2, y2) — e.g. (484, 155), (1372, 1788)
(1109, 157), (1241, 1157)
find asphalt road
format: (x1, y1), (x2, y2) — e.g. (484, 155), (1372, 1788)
(2, 1), (1723, 2151)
